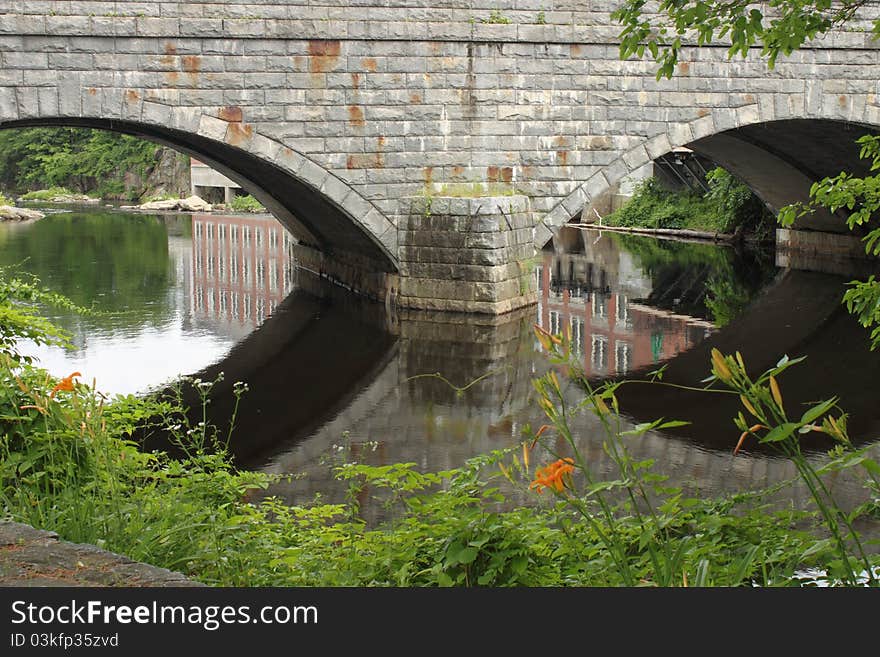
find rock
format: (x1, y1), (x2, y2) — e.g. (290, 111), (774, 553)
(0, 205), (45, 221)
(178, 195), (212, 212)
(135, 195), (212, 213)
(138, 198), (182, 211)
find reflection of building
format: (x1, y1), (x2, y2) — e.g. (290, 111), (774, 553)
(537, 232), (713, 378)
(191, 213), (297, 333)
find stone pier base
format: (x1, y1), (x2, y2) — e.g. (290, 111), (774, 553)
(776, 228), (880, 277)
(398, 195), (538, 314)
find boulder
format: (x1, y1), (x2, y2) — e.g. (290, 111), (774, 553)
(0, 205), (45, 221)
(178, 195), (213, 212)
(136, 195), (212, 212)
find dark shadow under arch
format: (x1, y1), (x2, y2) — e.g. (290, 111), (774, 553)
(688, 119), (880, 233)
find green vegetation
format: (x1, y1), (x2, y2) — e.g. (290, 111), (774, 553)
(612, 0), (879, 79)
(481, 10), (511, 24)
(0, 127), (161, 201)
(230, 194), (266, 213)
(781, 135), (880, 349)
(0, 269), (877, 586)
(19, 187), (86, 201)
(605, 168), (773, 236)
(610, 0), (880, 351)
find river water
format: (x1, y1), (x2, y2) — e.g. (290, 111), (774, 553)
(2, 206), (879, 518)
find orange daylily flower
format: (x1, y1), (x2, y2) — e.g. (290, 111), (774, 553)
(49, 371), (81, 398)
(529, 458), (575, 494)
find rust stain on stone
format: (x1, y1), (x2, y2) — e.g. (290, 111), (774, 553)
(678, 62), (690, 75)
(697, 108), (710, 117)
(348, 105), (365, 127)
(553, 135), (570, 148)
(87, 87), (97, 96)
(570, 44), (582, 57)
(346, 153), (384, 169)
(164, 42), (176, 55)
(744, 93), (755, 103)
(423, 166), (434, 184)
(452, 165), (465, 178)
(182, 56), (201, 73)
(839, 95), (848, 107)
(125, 90), (140, 102)
(308, 40), (341, 73)
(227, 122), (253, 145)
(557, 150), (569, 166)
(377, 135), (386, 149)
(165, 71), (179, 84)
(486, 166), (513, 183)
(351, 73), (360, 90)
(362, 57), (377, 72)
(160, 54), (174, 68)
(410, 92), (422, 104)
(218, 106), (243, 122)
(521, 165), (534, 179)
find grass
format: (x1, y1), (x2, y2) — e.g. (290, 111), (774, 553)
(19, 187), (85, 201)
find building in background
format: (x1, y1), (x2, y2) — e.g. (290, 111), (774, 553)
(190, 158), (242, 204)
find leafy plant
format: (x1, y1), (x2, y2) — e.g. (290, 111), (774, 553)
(229, 194), (266, 213)
(606, 170), (772, 235)
(521, 324), (879, 586)
(481, 10), (511, 25)
(779, 135), (880, 348)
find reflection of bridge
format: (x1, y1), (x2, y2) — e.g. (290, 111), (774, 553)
(3, 2), (880, 311)
(156, 225), (878, 523)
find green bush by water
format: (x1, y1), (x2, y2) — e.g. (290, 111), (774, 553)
(230, 194), (266, 213)
(605, 168), (773, 237)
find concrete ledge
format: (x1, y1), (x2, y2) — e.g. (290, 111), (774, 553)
(0, 522), (202, 587)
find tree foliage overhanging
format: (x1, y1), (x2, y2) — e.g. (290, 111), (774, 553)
(613, 0), (879, 78)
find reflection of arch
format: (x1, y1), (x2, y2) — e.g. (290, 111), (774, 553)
(0, 113), (398, 271)
(544, 102), (880, 238)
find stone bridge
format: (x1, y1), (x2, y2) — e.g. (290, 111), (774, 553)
(1, 1), (879, 312)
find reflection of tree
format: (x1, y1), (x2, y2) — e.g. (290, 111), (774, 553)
(610, 234), (776, 322)
(0, 210), (172, 328)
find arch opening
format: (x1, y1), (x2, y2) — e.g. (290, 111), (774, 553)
(686, 118), (880, 234)
(0, 117), (398, 273)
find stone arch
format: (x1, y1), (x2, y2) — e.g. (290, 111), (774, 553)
(0, 93), (398, 271)
(542, 97), (880, 242)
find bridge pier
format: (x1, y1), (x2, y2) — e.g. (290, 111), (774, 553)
(398, 195), (538, 314)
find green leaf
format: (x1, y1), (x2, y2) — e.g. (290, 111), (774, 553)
(759, 422), (799, 443)
(799, 398), (837, 426)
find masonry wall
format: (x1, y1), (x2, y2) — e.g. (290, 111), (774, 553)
(400, 195), (537, 313)
(2, 2), (880, 311)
